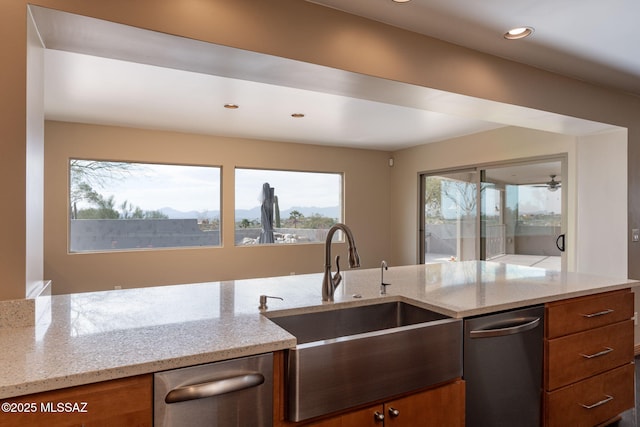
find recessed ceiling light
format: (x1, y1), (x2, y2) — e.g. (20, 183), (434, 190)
(504, 26), (534, 40)
(392, 0), (411, 3)
(224, 103), (239, 109)
(291, 113), (305, 118)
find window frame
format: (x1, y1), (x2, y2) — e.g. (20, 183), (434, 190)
(234, 167), (344, 246)
(67, 157), (222, 253)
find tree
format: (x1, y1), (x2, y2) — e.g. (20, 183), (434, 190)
(442, 180), (477, 218)
(306, 213), (336, 229)
(70, 159), (138, 188)
(70, 160), (168, 220)
(424, 176), (443, 220)
(120, 200), (167, 219)
(74, 186), (119, 219)
(289, 210), (304, 228)
(70, 160), (141, 219)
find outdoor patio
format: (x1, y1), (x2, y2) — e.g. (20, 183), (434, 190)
(425, 253), (561, 270)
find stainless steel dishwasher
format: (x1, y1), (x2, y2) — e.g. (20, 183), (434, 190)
(464, 305), (544, 427)
(154, 353), (273, 427)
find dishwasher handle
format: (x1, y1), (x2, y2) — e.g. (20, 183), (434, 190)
(165, 372), (265, 404)
(469, 316), (541, 339)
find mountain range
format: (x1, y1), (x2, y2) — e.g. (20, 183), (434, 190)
(159, 206), (340, 221)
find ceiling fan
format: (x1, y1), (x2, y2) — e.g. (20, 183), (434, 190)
(534, 174), (561, 192)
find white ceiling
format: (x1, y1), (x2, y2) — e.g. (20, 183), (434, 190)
(33, 4), (622, 152)
(44, 49), (505, 151)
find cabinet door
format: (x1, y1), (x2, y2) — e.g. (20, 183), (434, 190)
(385, 380), (465, 427)
(306, 404), (382, 427)
(0, 375), (152, 427)
(340, 405), (384, 427)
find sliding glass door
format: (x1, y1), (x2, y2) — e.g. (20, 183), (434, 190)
(420, 170), (478, 263)
(420, 158), (566, 270)
(481, 160), (565, 269)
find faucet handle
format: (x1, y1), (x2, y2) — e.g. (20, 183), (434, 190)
(332, 255), (343, 288)
(380, 282), (392, 295)
(259, 295), (283, 310)
(380, 260), (391, 295)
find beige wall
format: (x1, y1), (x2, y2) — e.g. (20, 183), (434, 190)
(4, 0), (640, 300)
(389, 127), (577, 266)
(1, 1), (29, 300)
(44, 121), (391, 294)
(575, 130), (628, 278)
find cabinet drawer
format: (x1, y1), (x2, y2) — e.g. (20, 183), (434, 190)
(545, 289), (633, 339)
(544, 363), (634, 427)
(545, 319), (633, 390)
(0, 375), (152, 427)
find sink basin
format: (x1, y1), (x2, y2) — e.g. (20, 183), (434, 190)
(269, 300), (449, 344)
(266, 300), (462, 421)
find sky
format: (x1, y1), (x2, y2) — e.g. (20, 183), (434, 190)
(440, 181), (562, 219)
(73, 160), (341, 214)
(234, 168), (341, 210)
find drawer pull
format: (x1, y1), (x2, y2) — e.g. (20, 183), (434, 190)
(580, 347), (613, 359)
(581, 309), (614, 318)
(579, 395), (614, 409)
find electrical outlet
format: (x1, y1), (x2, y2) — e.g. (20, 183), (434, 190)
(633, 229), (640, 242)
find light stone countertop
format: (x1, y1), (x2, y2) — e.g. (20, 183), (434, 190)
(0, 261), (637, 399)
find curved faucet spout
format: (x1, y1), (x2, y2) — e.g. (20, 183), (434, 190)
(322, 223), (361, 301)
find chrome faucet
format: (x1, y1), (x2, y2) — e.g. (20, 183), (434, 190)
(322, 223), (361, 301)
(380, 260), (391, 294)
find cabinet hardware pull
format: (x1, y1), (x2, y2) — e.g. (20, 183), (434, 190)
(580, 347), (613, 359)
(388, 407), (400, 417)
(165, 372), (264, 404)
(373, 411), (385, 422)
(580, 395), (613, 409)
(581, 309), (614, 318)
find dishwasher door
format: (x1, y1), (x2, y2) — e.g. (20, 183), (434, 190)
(154, 353), (273, 427)
(464, 305), (544, 427)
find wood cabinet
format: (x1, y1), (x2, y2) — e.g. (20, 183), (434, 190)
(279, 380), (465, 427)
(0, 374), (152, 427)
(544, 289), (634, 427)
(383, 380), (465, 426)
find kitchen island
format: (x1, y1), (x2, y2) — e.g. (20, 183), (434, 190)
(0, 261), (637, 401)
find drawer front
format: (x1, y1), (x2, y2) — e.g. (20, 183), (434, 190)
(545, 319), (633, 390)
(545, 363), (635, 427)
(545, 289), (633, 339)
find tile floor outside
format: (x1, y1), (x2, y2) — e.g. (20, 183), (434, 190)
(425, 253), (561, 270)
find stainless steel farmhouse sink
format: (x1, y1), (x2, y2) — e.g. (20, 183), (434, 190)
(265, 301), (463, 421)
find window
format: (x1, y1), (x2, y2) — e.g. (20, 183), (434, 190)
(69, 159), (221, 252)
(235, 168), (342, 245)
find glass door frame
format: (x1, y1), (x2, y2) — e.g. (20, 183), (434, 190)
(419, 155), (567, 270)
(419, 167), (481, 264)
